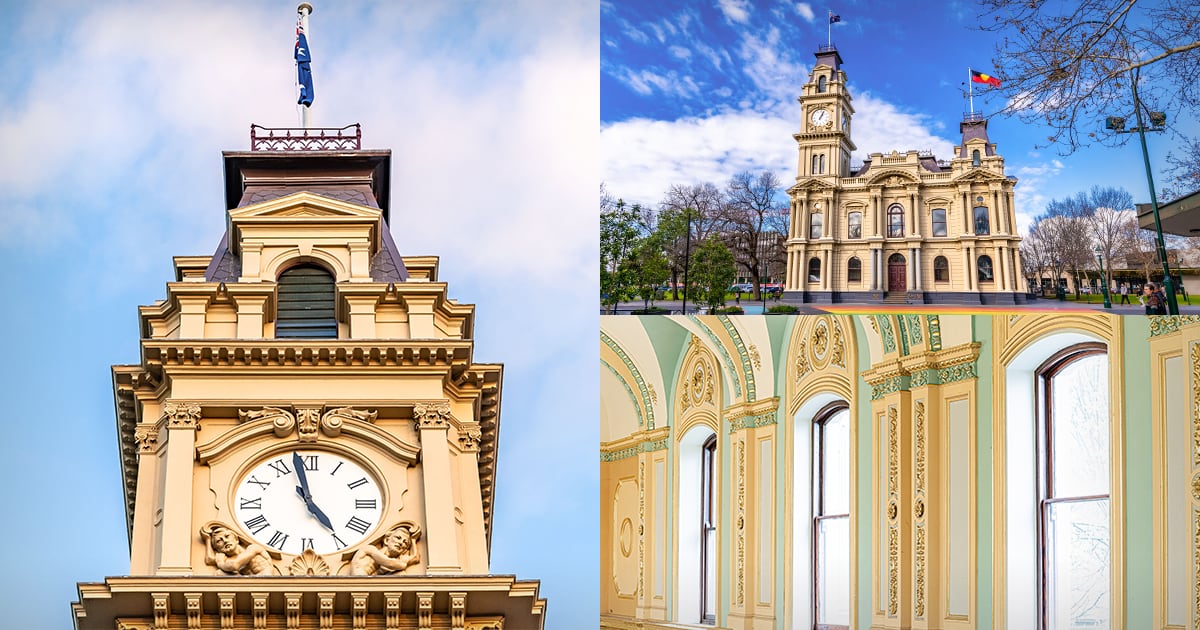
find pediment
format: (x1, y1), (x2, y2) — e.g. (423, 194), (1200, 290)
(866, 169), (920, 186)
(229, 191), (382, 222)
(789, 178), (836, 194)
(952, 170), (1009, 184)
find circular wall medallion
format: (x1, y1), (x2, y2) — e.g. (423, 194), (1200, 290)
(887, 499), (898, 522)
(914, 498), (925, 520)
(619, 518), (633, 557)
(690, 364), (706, 405)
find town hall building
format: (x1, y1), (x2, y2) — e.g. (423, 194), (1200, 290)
(783, 46), (1026, 305)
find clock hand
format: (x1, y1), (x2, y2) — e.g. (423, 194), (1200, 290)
(292, 451), (313, 500)
(291, 452), (334, 530)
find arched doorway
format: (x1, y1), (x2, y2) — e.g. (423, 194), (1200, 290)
(887, 253), (906, 293)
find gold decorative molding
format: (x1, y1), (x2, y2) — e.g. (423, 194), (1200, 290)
(915, 527), (927, 619)
(737, 439), (746, 607)
(638, 461), (645, 603)
(887, 405), (899, 617)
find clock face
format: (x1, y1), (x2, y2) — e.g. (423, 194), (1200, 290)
(810, 108), (831, 128)
(234, 449), (383, 555)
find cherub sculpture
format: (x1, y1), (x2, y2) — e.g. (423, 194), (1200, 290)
(200, 522), (274, 576)
(349, 521), (422, 575)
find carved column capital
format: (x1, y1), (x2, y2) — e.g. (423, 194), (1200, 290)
(459, 425), (483, 452)
(163, 402), (202, 430)
(134, 425), (160, 453)
(413, 402), (452, 430)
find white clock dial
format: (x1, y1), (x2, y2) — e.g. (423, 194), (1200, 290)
(234, 450), (383, 555)
(810, 108), (831, 127)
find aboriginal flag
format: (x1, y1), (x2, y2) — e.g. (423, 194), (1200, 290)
(971, 70), (1001, 87)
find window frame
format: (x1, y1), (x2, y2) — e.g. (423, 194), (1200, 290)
(974, 206), (990, 235)
(810, 213), (824, 239)
(847, 256), (861, 283)
(1034, 343), (1109, 630)
(931, 208), (947, 237)
(700, 434), (717, 625)
(934, 256), (949, 282)
(808, 257), (822, 283)
(977, 255), (994, 283)
(847, 211), (862, 239)
(812, 401), (851, 630)
(887, 204), (904, 238)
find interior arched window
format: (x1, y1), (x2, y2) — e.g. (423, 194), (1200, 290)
(972, 149), (981, 167)
(847, 256), (861, 282)
(887, 204), (904, 238)
(977, 255), (994, 282)
(931, 208), (947, 237)
(276, 264), (337, 338)
(813, 402), (850, 629)
(701, 435), (717, 624)
(810, 213), (824, 239)
(1036, 345), (1110, 629)
(808, 257), (822, 282)
(934, 256), (950, 282)
(974, 206), (990, 235)
(818, 75), (827, 92)
(847, 211), (862, 239)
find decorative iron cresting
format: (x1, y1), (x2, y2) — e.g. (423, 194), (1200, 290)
(250, 123), (362, 151)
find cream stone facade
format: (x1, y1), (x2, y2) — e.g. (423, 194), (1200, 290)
(72, 137), (544, 629)
(600, 313), (1197, 629)
(784, 47), (1025, 305)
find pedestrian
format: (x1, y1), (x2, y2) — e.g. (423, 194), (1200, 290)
(1143, 283), (1167, 315)
(1119, 283), (1130, 305)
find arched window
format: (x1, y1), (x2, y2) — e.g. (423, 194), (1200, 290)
(978, 255), (994, 282)
(847, 211), (862, 239)
(818, 75), (827, 93)
(1036, 345), (1110, 629)
(808, 257), (821, 282)
(276, 264), (337, 338)
(931, 208), (947, 237)
(934, 256), (950, 282)
(847, 256), (862, 282)
(812, 154), (826, 175)
(813, 403), (851, 628)
(972, 149), (981, 167)
(701, 435), (717, 624)
(887, 204), (904, 238)
(974, 206), (990, 235)
(678, 425), (717, 625)
(810, 213), (824, 239)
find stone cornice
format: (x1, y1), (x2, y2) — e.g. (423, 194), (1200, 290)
(600, 426), (671, 460)
(724, 397), (780, 433)
(140, 340), (474, 375)
(863, 342), (982, 398)
(1149, 315), (1200, 337)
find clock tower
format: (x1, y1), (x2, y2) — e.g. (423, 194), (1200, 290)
(71, 125), (545, 629)
(793, 45), (856, 180)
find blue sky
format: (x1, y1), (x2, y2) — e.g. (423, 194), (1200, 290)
(601, 0), (1200, 235)
(0, 1), (596, 627)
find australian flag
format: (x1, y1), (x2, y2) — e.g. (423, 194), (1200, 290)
(295, 16), (314, 106)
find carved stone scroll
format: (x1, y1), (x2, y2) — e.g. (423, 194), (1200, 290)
(323, 406), (377, 437)
(238, 406), (295, 437)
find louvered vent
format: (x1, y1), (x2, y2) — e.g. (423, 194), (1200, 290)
(276, 264), (337, 338)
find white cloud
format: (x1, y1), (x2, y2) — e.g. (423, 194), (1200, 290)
(601, 89), (957, 208)
(669, 45), (693, 60)
(1012, 158), (1066, 234)
(795, 2), (816, 22)
(717, 0), (752, 24)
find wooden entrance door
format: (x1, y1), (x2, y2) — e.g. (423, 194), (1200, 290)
(887, 253), (906, 292)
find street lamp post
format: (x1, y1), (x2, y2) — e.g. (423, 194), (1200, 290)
(1094, 246), (1112, 309)
(1105, 66), (1179, 314)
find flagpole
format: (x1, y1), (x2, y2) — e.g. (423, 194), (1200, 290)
(827, 10), (832, 47)
(967, 66), (974, 115)
(298, 3), (313, 128)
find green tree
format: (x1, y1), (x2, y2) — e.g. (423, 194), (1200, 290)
(600, 199), (642, 313)
(691, 237), (737, 310)
(630, 236), (669, 308)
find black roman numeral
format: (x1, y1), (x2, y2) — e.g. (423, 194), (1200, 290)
(300, 537), (315, 551)
(345, 516), (372, 535)
(244, 515), (270, 535)
(300, 454), (319, 471)
(330, 461), (345, 476)
(268, 530), (289, 549)
(331, 532), (348, 549)
(239, 497), (262, 510)
(355, 499), (377, 509)
(347, 477), (368, 489)
(247, 476), (270, 490)
(267, 459), (292, 477)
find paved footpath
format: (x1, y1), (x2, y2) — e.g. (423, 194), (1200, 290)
(603, 298), (1200, 316)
